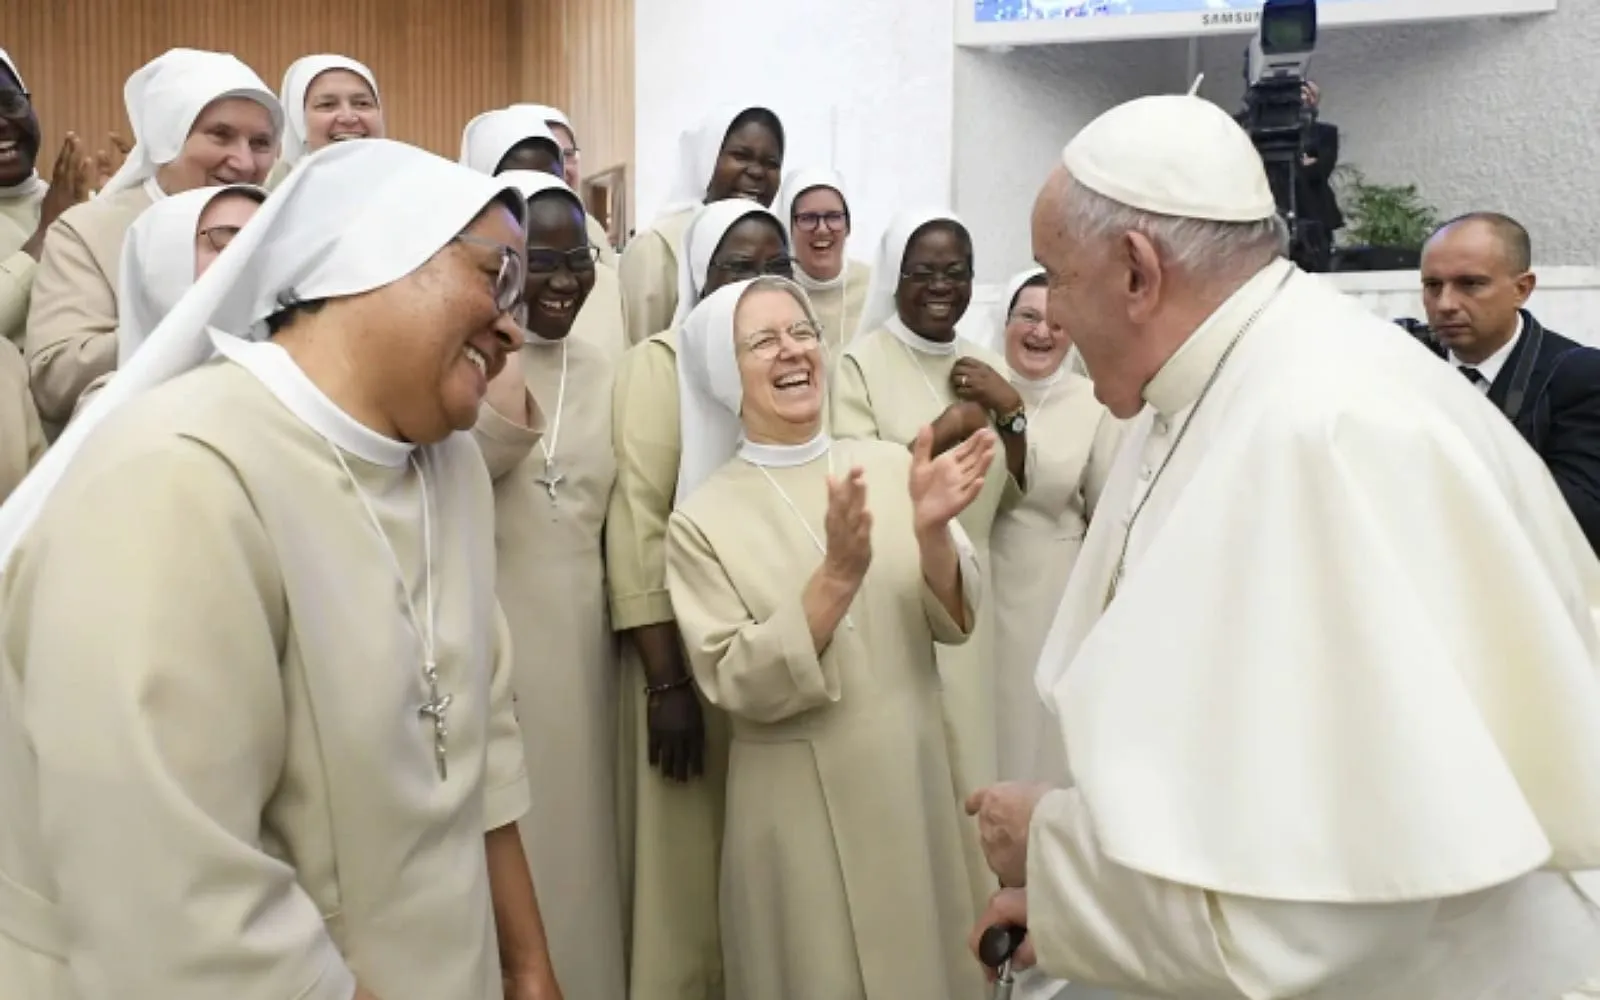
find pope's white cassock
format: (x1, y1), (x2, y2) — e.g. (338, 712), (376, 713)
(1021, 96), (1600, 1000)
(0, 141), (539, 1000)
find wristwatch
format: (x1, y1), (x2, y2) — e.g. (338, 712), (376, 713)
(996, 405), (1028, 436)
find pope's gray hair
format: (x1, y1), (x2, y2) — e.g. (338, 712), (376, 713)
(1061, 173), (1287, 279)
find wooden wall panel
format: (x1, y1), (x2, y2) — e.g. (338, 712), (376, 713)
(2, 0), (521, 175)
(514, 0), (634, 185)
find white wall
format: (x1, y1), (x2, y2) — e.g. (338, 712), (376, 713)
(1191, 1), (1600, 265)
(632, 0), (958, 257)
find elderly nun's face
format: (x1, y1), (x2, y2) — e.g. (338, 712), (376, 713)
(158, 97), (277, 194)
(0, 63), (40, 186)
(192, 191), (262, 277)
(496, 138), (563, 178)
(736, 285), (824, 443)
(790, 186), (850, 282)
(521, 192), (596, 339)
(706, 118), (782, 206)
(356, 200), (525, 443)
(703, 217), (792, 300)
(303, 69), (383, 151)
(895, 222), (973, 343)
(1004, 282), (1070, 381)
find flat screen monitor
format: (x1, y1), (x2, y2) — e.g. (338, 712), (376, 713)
(958, 0), (1556, 45)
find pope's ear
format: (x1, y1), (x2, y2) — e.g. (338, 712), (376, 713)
(1122, 230), (1164, 322)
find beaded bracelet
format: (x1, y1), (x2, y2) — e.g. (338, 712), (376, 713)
(644, 675), (694, 696)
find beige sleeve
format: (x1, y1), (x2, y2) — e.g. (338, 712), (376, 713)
(471, 392), (544, 482)
(1082, 412), (1125, 518)
(617, 230), (677, 348)
(921, 521), (982, 646)
(23, 219), (118, 426)
(483, 601), (531, 831)
(13, 437), (357, 1000)
(665, 510), (841, 724)
(829, 352), (881, 440)
(0, 249), (35, 349)
(603, 341), (681, 630)
(1024, 789), (1437, 998)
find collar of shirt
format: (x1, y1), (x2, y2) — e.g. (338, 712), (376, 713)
(1144, 257), (1293, 419)
(1451, 313), (1523, 387)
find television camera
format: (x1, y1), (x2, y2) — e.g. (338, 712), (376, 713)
(1239, 0), (1324, 269)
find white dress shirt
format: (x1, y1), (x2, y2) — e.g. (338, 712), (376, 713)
(1450, 314), (1523, 392)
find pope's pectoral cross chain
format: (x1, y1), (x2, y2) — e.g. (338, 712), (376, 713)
(419, 661), (453, 781)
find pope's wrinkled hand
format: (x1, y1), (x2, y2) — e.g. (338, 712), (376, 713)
(965, 781), (1051, 888)
(969, 888), (1035, 982)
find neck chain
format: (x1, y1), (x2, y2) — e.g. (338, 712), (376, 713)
(753, 445), (854, 630)
(1107, 266), (1294, 606)
(897, 337), (951, 412)
(329, 444), (453, 780)
(534, 341), (569, 501)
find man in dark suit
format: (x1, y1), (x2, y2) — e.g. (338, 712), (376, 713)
(1294, 82), (1343, 272)
(1420, 211), (1600, 554)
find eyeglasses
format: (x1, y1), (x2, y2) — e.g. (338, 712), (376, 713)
(527, 245), (600, 274)
(561, 147), (581, 164)
(1007, 309), (1045, 328)
(198, 225), (243, 253)
(455, 234), (527, 315)
(901, 263), (973, 285)
(794, 211), (848, 233)
(0, 90), (31, 119)
(709, 255), (795, 281)
(741, 322), (820, 360)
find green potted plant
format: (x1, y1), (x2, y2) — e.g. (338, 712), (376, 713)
(1332, 166), (1441, 271)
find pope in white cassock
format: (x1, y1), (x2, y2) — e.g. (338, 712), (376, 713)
(964, 94), (1600, 999)
(0, 139), (563, 1000)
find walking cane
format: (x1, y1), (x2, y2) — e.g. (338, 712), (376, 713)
(979, 923), (1028, 1000)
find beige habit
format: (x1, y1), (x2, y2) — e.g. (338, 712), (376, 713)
(606, 325), (731, 1000)
(617, 207), (694, 347)
(833, 316), (1018, 801)
(475, 170), (627, 1000)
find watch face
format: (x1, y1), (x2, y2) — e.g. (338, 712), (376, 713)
(1008, 414), (1027, 434)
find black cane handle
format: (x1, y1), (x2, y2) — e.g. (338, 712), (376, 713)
(978, 923), (1028, 969)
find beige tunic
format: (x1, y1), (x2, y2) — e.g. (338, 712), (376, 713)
(832, 326), (1019, 798)
(992, 373), (1120, 783)
(0, 340), (45, 503)
(575, 264), (629, 364)
(604, 327), (731, 1000)
(0, 358), (532, 1000)
(666, 439), (988, 1000)
(805, 258), (873, 355)
(0, 190), (42, 348)
(23, 185), (154, 430)
(476, 335), (626, 1000)
(617, 208), (694, 348)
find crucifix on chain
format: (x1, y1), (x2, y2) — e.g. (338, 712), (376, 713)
(535, 458), (564, 502)
(418, 663), (453, 781)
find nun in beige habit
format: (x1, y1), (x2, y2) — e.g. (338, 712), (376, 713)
(24, 47), (282, 433)
(266, 54), (384, 188)
(512, 102), (618, 267)
(69, 183), (267, 416)
(832, 209), (1024, 803)
(464, 107), (628, 364)
(617, 104), (786, 347)
(605, 198), (790, 1000)
(666, 275), (993, 1000)
(0, 138), (564, 1000)
(988, 267), (1121, 785)
(773, 167), (871, 352)
(474, 169), (626, 1000)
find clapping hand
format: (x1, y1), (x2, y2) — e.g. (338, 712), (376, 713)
(822, 466), (872, 584)
(910, 424), (995, 535)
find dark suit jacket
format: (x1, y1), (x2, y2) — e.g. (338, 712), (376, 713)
(1487, 311), (1600, 554)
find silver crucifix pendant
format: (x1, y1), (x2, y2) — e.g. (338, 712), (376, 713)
(535, 459), (564, 502)
(419, 665), (453, 781)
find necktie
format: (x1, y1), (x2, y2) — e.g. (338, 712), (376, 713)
(1460, 366), (1487, 387)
